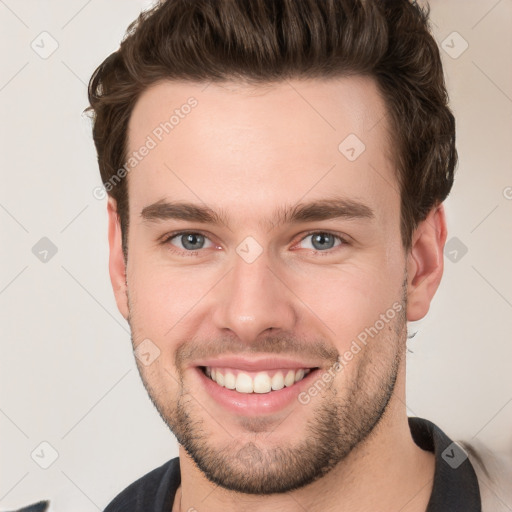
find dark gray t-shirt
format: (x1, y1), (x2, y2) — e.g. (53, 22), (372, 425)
(103, 417), (481, 511)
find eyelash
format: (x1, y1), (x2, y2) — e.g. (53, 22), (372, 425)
(160, 230), (349, 257)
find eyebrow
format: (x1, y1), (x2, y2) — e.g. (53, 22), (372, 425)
(140, 196), (375, 230)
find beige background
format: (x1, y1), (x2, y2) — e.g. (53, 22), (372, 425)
(1, 0), (511, 510)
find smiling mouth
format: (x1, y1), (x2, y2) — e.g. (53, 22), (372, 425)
(199, 366), (319, 394)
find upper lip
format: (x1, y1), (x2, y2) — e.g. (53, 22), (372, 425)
(192, 355), (322, 372)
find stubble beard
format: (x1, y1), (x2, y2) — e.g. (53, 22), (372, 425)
(129, 284), (407, 495)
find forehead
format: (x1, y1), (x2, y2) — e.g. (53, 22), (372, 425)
(125, 76), (398, 229)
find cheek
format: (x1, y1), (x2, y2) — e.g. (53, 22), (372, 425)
(127, 259), (203, 340)
(290, 261), (405, 347)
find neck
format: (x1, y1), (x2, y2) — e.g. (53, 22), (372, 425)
(173, 367), (435, 512)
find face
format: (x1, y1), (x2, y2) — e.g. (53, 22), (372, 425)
(107, 76), (437, 494)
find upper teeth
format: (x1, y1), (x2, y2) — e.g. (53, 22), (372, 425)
(205, 367), (311, 394)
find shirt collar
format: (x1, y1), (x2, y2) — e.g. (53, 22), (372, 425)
(408, 416), (481, 511)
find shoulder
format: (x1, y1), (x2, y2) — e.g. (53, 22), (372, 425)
(103, 457), (180, 512)
(459, 439), (512, 512)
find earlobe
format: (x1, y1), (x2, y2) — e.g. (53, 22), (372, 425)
(406, 203), (448, 322)
(107, 197), (129, 321)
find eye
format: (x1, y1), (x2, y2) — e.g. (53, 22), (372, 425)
(163, 231), (215, 253)
(296, 231), (347, 253)
(161, 230), (348, 257)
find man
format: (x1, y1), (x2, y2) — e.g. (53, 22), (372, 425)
(87, 0), (490, 510)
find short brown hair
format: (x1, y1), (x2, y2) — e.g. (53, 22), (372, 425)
(87, 0), (456, 260)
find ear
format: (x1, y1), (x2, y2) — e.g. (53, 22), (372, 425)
(107, 197), (129, 321)
(406, 203), (448, 321)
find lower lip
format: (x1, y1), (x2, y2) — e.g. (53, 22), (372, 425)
(194, 366), (320, 416)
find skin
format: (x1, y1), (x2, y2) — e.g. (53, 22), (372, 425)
(106, 76), (447, 511)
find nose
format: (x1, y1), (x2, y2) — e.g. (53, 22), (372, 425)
(211, 248), (298, 344)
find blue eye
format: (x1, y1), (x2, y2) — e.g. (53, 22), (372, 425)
(164, 232), (215, 252)
(298, 232), (346, 252)
(161, 230), (348, 256)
